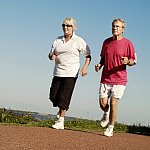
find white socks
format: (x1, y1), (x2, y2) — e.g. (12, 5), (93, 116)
(58, 117), (64, 122)
(108, 125), (114, 130)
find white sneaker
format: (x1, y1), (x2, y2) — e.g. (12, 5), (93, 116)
(100, 113), (109, 127)
(52, 120), (64, 129)
(104, 127), (113, 137)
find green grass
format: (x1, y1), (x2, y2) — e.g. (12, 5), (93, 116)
(0, 108), (149, 135)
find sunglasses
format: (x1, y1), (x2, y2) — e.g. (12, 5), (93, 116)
(112, 25), (123, 29)
(62, 24), (73, 27)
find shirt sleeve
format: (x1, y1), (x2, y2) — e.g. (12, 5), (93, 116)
(134, 53), (137, 64)
(127, 40), (137, 63)
(78, 37), (91, 56)
(50, 39), (57, 54)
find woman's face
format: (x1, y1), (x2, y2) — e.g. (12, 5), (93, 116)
(62, 20), (74, 36)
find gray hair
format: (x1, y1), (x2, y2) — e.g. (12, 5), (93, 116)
(112, 18), (126, 29)
(63, 17), (77, 29)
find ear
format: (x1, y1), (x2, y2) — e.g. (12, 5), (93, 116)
(122, 28), (125, 33)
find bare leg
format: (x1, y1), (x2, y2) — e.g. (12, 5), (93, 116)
(99, 97), (110, 127)
(59, 108), (66, 117)
(109, 97), (119, 125)
(99, 97), (109, 112)
(103, 97), (118, 137)
(57, 108), (66, 118)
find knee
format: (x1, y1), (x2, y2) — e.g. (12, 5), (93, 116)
(110, 99), (118, 108)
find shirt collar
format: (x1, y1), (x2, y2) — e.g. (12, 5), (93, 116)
(62, 32), (76, 41)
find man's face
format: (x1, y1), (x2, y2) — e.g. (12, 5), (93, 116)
(112, 21), (125, 36)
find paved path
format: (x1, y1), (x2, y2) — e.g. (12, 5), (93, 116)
(0, 125), (149, 150)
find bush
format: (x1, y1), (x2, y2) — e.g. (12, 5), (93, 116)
(0, 108), (149, 135)
(65, 119), (103, 131)
(0, 108), (35, 124)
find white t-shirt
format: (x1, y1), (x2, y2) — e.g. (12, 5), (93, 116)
(50, 33), (91, 77)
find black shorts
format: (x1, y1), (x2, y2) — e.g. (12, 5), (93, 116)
(49, 76), (77, 110)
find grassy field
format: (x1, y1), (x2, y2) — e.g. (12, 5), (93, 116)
(0, 108), (149, 135)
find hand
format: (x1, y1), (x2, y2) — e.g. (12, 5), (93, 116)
(51, 54), (56, 60)
(95, 64), (100, 72)
(121, 57), (129, 65)
(49, 52), (57, 60)
(80, 67), (87, 77)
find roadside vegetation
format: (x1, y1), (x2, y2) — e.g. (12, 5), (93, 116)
(0, 108), (149, 136)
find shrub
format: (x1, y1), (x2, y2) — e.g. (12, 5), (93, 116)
(0, 108), (149, 135)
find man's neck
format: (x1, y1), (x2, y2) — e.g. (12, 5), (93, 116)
(113, 35), (123, 40)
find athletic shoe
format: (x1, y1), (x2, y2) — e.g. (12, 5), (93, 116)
(100, 113), (109, 127)
(104, 127), (113, 137)
(52, 117), (64, 129)
(52, 120), (64, 129)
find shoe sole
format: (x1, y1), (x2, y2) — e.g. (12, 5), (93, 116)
(103, 134), (113, 137)
(52, 125), (64, 129)
(103, 132), (113, 137)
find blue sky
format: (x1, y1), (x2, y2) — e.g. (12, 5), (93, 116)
(0, 0), (150, 125)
